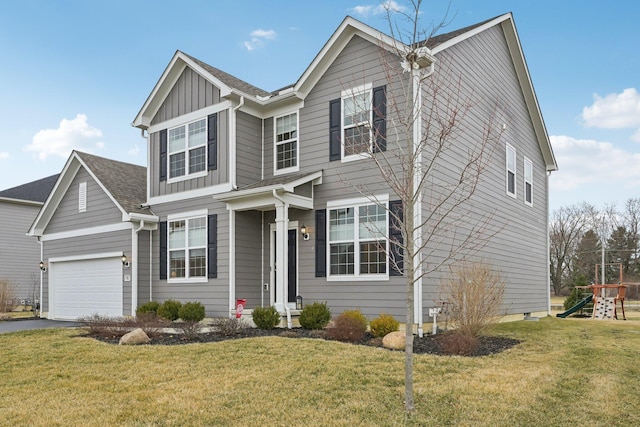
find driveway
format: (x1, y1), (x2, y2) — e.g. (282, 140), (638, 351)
(0, 319), (79, 334)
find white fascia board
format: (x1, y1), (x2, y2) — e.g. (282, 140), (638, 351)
(41, 222), (132, 242)
(148, 182), (233, 206)
(49, 251), (124, 263)
(146, 100), (232, 134)
(0, 197), (43, 207)
(430, 13), (512, 55)
(127, 212), (159, 223)
(282, 170), (323, 192)
(75, 156), (129, 219)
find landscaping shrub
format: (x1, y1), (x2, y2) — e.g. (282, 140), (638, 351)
(436, 331), (480, 356)
(79, 313), (169, 338)
(563, 287), (592, 311)
(326, 313), (367, 343)
(0, 279), (15, 313)
(340, 309), (368, 331)
(369, 313), (400, 338)
(439, 262), (505, 337)
(136, 301), (160, 316)
(157, 299), (182, 321)
(298, 302), (331, 330)
(252, 306), (281, 329)
(212, 317), (246, 336)
(134, 312), (170, 338)
(178, 302), (205, 322)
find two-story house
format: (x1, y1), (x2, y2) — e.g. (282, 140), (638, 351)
(29, 13), (556, 328)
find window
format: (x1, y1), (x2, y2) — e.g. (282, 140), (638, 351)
(342, 84), (372, 159)
(168, 118), (207, 179)
(524, 157), (533, 206)
(168, 214), (207, 280)
(274, 112), (298, 173)
(328, 197), (388, 279)
(506, 144), (516, 198)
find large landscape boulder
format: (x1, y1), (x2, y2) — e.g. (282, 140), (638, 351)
(119, 328), (150, 345)
(382, 331), (405, 350)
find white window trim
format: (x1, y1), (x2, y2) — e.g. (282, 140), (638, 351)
(167, 117), (208, 184)
(167, 209), (208, 284)
(341, 82), (373, 163)
(326, 194), (389, 282)
(506, 143), (516, 198)
(273, 111), (300, 176)
(524, 157), (533, 207)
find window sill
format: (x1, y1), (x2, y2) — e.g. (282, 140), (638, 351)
(274, 165), (299, 176)
(167, 277), (209, 284)
(167, 170), (208, 184)
(326, 274), (389, 282)
(341, 153), (371, 163)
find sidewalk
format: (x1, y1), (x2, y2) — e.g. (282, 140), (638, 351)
(0, 318), (79, 334)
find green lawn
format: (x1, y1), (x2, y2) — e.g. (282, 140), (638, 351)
(1, 317), (640, 426)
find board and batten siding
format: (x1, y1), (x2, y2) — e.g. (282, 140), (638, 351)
(235, 111), (263, 187)
(46, 168), (122, 234)
(149, 196), (230, 317)
(234, 210), (263, 308)
(0, 201), (42, 299)
(41, 229), (132, 315)
(148, 109), (229, 198)
(151, 67), (221, 126)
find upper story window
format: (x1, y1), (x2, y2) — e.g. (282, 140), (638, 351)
(168, 118), (207, 180)
(274, 112), (299, 174)
(168, 214), (207, 280)
(327, 196), (388, 280)
(524, 157), (533, 206)
(506, 143), (516, 198)
(342, 84), (372, 159)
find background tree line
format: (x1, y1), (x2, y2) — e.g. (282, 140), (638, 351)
(549, 198), (640, 296)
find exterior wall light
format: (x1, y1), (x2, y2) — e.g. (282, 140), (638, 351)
(39, 261), (47, 272)
(300, 225), (310, 241)
(296, 295), (303, 310)
(122, 255), (130, 268)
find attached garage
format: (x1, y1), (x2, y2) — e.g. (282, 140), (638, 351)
(49, 253), (123, 320)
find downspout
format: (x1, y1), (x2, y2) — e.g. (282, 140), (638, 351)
(38, 236), (43, 318)
(149, 228), (153, 302)
(272, 189), (289, 318)
(230, 96), (245, 190)
(140, 128), (150, 202)
(261, 211), (265, 308)
(546, 171), (551, 315)
(131, 220), (145, 315)
(412, 67), (424, 338)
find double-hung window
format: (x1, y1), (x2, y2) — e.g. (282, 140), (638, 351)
(327, 196), (388, 280)
(168, 213), (207, 280)
(168, 118), (207, 180)
(506, 144), (516, 198)
(274, 112), (298, 174)
(524, 157), (533, 206)
(342, 84), (372, 159)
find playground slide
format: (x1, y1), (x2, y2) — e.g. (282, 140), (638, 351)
(556, 294), (593, 318)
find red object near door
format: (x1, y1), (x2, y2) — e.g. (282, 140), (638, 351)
(236, 299), (246, 318)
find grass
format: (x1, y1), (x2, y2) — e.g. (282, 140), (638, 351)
(2, 317), (640, 426)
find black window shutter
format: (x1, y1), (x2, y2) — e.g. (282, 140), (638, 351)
(159, 221), (167, 280)
(159, 130), (168, 181)
(372, 85), (387, 153)
(208, 214), (217, 278)
(208, 113), (217, 171)
(315, 209), (327, 277)
(329, 99), (341, 161)
(389, 200), (403, 276)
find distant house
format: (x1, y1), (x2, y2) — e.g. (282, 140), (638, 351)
(0, 174), (58, 305)
(30, 13), (557, 327)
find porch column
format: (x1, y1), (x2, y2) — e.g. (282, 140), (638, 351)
(273, 193), (289, 311)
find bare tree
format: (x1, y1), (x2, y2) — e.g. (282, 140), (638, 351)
(338, 0), (505, 411)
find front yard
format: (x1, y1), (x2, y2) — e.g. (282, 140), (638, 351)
(1, 316), (640, 426)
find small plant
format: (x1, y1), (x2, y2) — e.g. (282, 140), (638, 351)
(136, 301), (160, 316)
(340, 309), (368, 330)
(369, 313), (400, 338)
(299, 302), (331, 330)
(436, 331), (480, 356)
(252, 306), (281, 329)
(212, 317), (246, 336)
(134, 312), (170, 338)
(0, 279), (15, 313)
(326, 313), (367, 343)
(157, 299), (182, 321)
(178, 302), (205, 322)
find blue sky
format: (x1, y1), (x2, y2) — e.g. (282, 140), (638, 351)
(1, 0), (638, 212)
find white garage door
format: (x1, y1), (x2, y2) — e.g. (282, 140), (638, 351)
(50, 256), (123, 320)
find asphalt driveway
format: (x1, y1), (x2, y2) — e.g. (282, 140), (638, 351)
(0, 319), (79, 334)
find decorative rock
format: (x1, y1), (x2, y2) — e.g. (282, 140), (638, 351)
(382, 331), (406, 350)
(119, 328), (150, 345)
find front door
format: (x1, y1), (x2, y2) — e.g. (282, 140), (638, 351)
(270, 224), (298, 308)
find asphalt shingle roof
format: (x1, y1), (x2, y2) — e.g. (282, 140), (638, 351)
(0, 174), (59, 203)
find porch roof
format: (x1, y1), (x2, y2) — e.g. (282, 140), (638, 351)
(214, 170), (322, 211)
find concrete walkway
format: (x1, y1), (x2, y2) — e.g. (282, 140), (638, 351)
(0, 319), (79, 334)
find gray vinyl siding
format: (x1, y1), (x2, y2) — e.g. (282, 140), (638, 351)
(46, 168), (122, 234)
(137, 230), (152, 306)
(149, 196), (229, 317)
(151, 67), (221, 125)
(235, 111), (262, 187)
(41, 229), (132, 315)
(235, 210), (262, 308)
(263, 117), (274, 178)
(149, 109), (229, 197)
(0, 201), (42, 300)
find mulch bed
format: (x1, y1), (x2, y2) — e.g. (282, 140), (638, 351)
(87, 328), (520, 357)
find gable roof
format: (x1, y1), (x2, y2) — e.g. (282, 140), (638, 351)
(132, 13), (556, 171)
(0, 174), (59, 205)
(28, 151), (154, 237)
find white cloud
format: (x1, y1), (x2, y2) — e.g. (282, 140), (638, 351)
(26, 114), (104, 160)
(0, 152), (9, 160)
(128, 145), (140, 156)
(244, 29), (277, 51)
(582, 88), (640, 129)
(351, 1), (406, 17)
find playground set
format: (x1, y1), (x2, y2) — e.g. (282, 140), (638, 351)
(557, 263), (640, 320)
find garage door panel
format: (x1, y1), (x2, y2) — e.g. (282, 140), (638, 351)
(50, 257), (123, 320)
